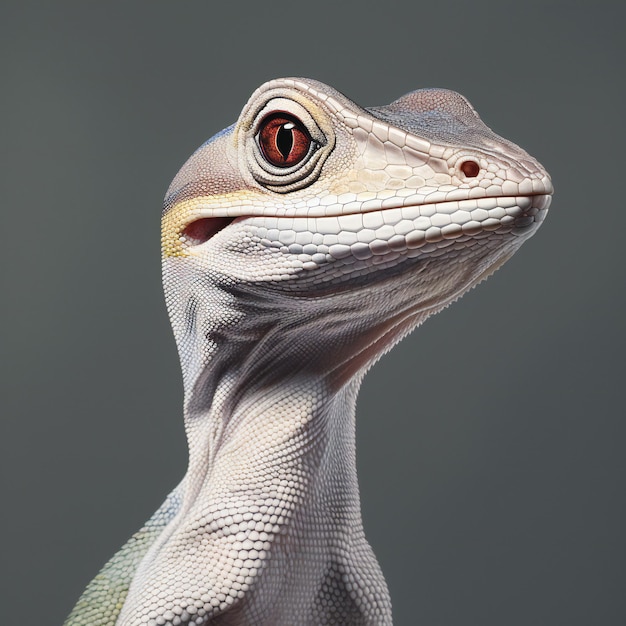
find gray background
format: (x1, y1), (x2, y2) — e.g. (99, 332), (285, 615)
(2, 1), (624, 624)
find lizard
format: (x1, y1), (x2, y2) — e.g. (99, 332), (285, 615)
(64, 77), (553, 625)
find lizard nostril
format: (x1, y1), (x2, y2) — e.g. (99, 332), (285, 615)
(181, 217), (235, 246)
(460, 160), (480, 178)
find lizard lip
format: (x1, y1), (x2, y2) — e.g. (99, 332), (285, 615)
(179, 193), (551, 248)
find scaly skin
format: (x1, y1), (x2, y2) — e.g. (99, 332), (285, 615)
(65, 78), (552, 625)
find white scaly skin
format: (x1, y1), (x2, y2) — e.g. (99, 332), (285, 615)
(65, 78), (552, 625)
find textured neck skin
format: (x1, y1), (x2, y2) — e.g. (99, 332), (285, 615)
(65, 78), (552, 626)
(181, 376), (385, 624)
(122, 269), (405, 624)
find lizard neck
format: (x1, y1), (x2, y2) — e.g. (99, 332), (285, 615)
(120, 351), (392, 624)
(177, 371), (392, 624)
(125, 265), (398, 623)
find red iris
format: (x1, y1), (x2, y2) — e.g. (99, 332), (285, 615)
(258, 113), (312, 167)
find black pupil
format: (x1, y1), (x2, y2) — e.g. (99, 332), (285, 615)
(276, 122), (295, 160)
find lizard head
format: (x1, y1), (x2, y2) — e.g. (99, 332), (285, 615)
(161, 78), (552, 389)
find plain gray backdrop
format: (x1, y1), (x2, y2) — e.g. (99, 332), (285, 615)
(2, 1), (624, 624)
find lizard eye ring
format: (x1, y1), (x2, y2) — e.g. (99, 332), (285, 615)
(241, 95), (335, 193)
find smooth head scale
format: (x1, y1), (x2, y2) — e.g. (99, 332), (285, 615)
(66, 78), (552, 626)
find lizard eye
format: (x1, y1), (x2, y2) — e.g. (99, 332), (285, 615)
(241, 95), (334, 192)
(258, 113), (312, 168)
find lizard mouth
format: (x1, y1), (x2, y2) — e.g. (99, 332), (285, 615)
(181, 216), (237, 246)
(178, 193), (551, 249)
